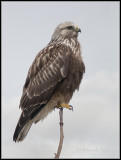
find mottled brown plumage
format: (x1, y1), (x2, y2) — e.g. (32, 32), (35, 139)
(13, 22), (85, 142)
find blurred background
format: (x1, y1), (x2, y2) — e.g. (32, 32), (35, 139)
(2, 1), (119, 158)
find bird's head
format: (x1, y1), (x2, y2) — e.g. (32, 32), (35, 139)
(51, 22), (81, 42)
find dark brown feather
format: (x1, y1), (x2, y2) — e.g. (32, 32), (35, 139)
(19, 44), (70, 109)
(13, 22), (85, 142)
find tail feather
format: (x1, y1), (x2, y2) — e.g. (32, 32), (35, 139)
(13, 104), (47, 142)
(13, 120), (33, 142)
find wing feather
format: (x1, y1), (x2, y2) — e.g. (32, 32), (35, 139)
(26, 45), (69, 98)
(15, 43), (71, 138)
(19, 43), (70, 114)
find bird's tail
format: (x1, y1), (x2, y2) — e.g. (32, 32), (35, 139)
(13, 120), (33, 142)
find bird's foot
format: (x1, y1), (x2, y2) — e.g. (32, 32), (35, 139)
(54, 103), (73, 111)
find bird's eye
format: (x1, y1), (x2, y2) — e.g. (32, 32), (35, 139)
(67, 26), (73, 30)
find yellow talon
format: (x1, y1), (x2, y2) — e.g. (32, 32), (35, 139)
(55, 103), (73, 110)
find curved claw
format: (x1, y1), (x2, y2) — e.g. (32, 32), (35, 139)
(54, 104), (73, 111)
(54, 106), (61, 110)
(69, 105), (73, 111)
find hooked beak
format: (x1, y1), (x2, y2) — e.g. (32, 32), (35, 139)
(75, 26), (81, 33)
(77, 28), (81, 33)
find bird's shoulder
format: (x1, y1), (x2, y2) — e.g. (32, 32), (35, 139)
(23, 43), (70, 91)
(28, 43), (70, 78)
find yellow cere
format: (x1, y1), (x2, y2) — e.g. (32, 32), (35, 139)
(76, 26), (79, 31)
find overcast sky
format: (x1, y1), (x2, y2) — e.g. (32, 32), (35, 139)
(2, 1), (119, 158)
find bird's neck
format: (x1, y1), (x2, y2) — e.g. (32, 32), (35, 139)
(62, 37), (79, 48)
(62, 38), (82, 57)
(50, 37), (79, 47)
(49, 37), (82, 58)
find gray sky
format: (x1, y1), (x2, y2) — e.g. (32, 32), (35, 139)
(2, 1), (119, 158)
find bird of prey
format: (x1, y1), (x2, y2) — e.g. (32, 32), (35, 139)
(13, 21), (85, 142)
